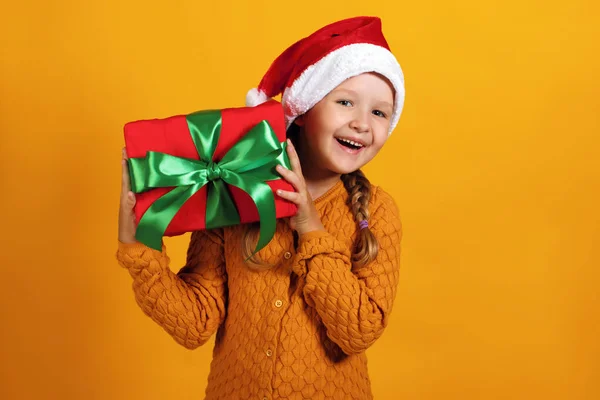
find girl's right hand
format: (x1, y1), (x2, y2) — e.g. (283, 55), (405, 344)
(118, 147), (139, 244)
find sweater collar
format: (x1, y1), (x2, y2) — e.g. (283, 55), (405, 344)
(313, 178), (346, 207)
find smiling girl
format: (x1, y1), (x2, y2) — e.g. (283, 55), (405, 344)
(117, 16), (405, 400)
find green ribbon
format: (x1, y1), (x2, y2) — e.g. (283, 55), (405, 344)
(127, 110), (290, 256)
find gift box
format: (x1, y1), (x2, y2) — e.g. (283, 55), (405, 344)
(124, 100), (297, 254)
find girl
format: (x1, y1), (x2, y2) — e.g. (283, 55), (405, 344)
(117, 16), (405, 400)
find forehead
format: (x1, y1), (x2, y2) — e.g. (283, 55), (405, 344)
(332, 73), (395, 104)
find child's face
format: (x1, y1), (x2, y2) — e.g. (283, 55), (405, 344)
(294, 72), (394, 176)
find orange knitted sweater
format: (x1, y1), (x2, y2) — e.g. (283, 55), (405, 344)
(116, 178), (403, 400)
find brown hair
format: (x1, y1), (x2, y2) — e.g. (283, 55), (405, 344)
(340, 169), (379, 268)
(241, 123), (379, 270)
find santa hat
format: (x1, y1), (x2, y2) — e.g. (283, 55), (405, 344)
(246, 16), (405, 135)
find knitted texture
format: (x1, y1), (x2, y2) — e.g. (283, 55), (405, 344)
(116, 178), (403, 400)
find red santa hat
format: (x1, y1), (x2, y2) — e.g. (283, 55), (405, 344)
(246, 16), (405, 135)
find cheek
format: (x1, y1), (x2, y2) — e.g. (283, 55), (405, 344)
(305, 103), (345, 133)
(301, 126), (328, 154)
(303, 122), (336, 150)
(313, 133), (333, 154)
(370, 134), (389, 153)
(305, 112), (331, 134)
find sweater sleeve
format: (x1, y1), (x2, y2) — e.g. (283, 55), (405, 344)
(115, 228), (228, 350)
(294, 187), (402, 355)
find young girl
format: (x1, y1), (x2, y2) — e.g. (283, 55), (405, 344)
(117, 16), (405, 400)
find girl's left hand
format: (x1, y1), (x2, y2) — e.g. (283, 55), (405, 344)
(276, 139), (325, 236)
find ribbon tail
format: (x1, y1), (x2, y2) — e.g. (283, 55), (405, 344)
(223, 172), (277, 259)
(247, 182), (277, 258)
(135, 184), (203, 250)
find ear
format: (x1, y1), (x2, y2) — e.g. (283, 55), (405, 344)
(293, 115), (305, 127)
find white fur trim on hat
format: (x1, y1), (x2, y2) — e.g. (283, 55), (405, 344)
(282, 43), (405, 135)
(246, 88), (270, 107)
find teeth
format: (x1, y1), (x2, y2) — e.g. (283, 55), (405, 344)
(338, 138), (363, 148)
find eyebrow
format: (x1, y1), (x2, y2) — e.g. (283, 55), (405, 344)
(332, 88), (393, 110)
(375, 100), (394, 111)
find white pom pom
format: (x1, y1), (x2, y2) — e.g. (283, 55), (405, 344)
(246, 88), (270, 107)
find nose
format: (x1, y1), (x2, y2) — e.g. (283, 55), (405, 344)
(349, 110), (371, 133)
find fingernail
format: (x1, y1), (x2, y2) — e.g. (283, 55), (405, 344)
(287, 138), (292, 146)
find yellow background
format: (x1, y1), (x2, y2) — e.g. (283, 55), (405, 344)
(1, 1), (598, 399)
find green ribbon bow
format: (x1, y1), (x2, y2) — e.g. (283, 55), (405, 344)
(127, 110), (290, 256)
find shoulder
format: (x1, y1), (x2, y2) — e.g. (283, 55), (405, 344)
(369, 184), (400, 217)
(368, 184), (402, 236)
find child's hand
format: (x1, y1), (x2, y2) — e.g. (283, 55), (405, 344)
(275, 139), (325, 236)
(118, 147), (139, 244)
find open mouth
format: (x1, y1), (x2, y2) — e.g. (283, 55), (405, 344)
(335, 137), (365, 150)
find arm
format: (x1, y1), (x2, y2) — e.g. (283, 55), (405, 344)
(115, 228), (228, 350)
(294, 187), (402, 355)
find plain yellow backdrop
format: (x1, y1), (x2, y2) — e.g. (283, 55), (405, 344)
(1, 1), (598, 399)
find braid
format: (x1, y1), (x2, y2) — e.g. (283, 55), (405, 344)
(341, 170), (379, 268)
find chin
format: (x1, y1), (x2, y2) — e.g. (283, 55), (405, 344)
(331, 153), (374, 175)
(327, 160), (367, 175)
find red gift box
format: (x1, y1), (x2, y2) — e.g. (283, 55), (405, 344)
(124, 100), (297, 241)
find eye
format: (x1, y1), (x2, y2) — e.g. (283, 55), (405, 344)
(372, 110), (388, 118)
(337, 100), (353, 107)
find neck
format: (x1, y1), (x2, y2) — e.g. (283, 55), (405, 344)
(304, 173), (342, 201)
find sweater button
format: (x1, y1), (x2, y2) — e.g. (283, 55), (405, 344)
(274, 299), (283, 308)
(283, 251), (292, 259)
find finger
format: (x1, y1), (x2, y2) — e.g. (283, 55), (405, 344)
(276, 189), (302, 204)
(127, 191), (136, 205)
(276, 164), (302, 191)
(286, 139), (303, 175)
(122, 158), (131, 193)
(124, 192), (136, 212)
(122, 147), (129, 161)
(121, 159), (128, 193)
